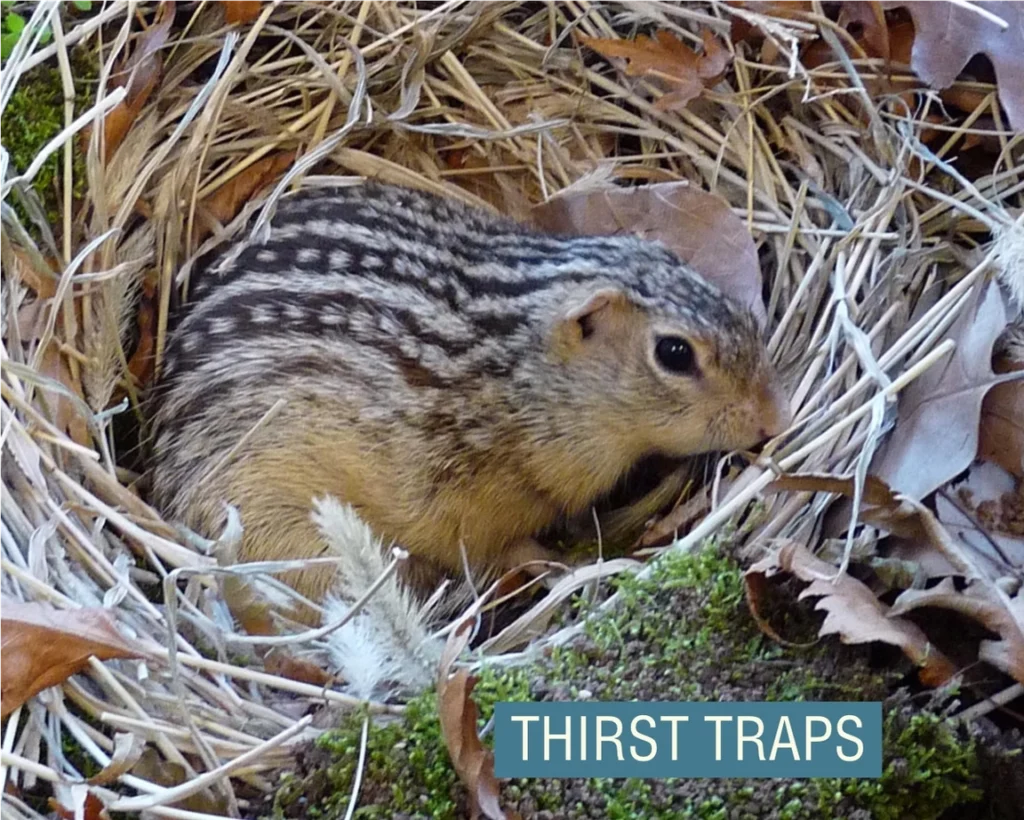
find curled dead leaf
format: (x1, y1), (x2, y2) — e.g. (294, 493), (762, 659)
(1, 599), (143, 718)
(438, 619), (507, 820)
(771, 472), (1010, 577)
(890, 578), (1024, 685)
(770, 472), (929, 542)
(7, 247), (60, 299)
(580, 28), (732, 112)
(98, 2), (176, 161)
(745, 541), (956, 685)
(637, 487), (711, 549)
(124, 273), (158, 391)
(873, 280), (1010, 502)
(87, 732), (146, 786)
(263, 647), (333, 687)
(979, 354), (1024, 478)
(192, 151), (296, 246)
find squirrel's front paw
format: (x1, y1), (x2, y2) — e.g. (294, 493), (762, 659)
(502, 538), (565, 577)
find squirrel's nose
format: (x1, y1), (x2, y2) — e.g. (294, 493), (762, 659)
(756, 383), (792, 441)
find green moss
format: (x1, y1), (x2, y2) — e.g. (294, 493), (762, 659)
(269, 546), (989, 820)
(271, 668), (530, 820)
(60, 732), (102, 781)
(2, 47), (96, 236)
(811, 709), (982, 820)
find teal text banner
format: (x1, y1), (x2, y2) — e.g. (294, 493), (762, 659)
(494, 702), (882, 778)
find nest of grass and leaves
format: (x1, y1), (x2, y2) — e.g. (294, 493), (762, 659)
(1, 1), (1022, 819)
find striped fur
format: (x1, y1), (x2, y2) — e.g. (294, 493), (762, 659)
(149, 182), (784, 606)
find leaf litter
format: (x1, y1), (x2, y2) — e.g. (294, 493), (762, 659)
(765, 474), (1024, 687)
(437, 618), (507, 820)
(746, 540), (957, 686)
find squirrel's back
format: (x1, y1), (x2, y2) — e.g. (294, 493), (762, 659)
(149, 182), (787, 605)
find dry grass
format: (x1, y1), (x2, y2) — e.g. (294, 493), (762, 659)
(1, 1), (1021, 816)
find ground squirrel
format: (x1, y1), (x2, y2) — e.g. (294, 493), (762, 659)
(149, 182), (789, 611)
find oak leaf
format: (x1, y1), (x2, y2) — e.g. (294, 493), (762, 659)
(887, 1), (1024, 130)
(1, 599), (143, 718)
(872, 279), (1011, 502)
(890, 577), (1024, 684)
(746, 541), (956, 685)
(580, 28), (732, 112)
(776, 470), (1022, 580)
(936, 485), (1024, 582)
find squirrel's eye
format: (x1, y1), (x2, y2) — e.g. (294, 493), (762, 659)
(655, 336), (697, 375)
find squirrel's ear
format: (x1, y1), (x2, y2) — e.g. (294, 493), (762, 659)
(550, 287), (632, 359)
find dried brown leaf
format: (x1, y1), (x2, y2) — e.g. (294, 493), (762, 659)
(124, 274), (157, 391)
(221, 574), (279, 636)
(770, 473), (898, 507)
(263, 648), (333, 687)
(192, 151), (296, 245)
(580, 28), (732, 112)
(437, 619), (506, 820)
(737, 1), (891, 64)
(793, 2), (898, 66)
(936, 488), (1024, 580)
(839, 1), (890, 60)
(728, 2), (813, 55)
(1, 599), (142, 718)
(637, 487), (710, 548)
(532, 181), (765, 324)
(87, 732), (146, 786)
(100, 2), (175, 161)
(746, 542), (956, 685)
(7, 248), (59, 299)
(50, 790), (108, 820)
(890, 577), (1024, 684)
(873, 280), (1010, 501)
(773, 471), (1014, 575)
(979, 354), (1024, 478)
(743, 569), (817, 648)
(770, 473), (928, 540)
(37, 340), (91, 446)
(223, 1), (263, 25)
(886, 1), (1024, 130)
(15, 278), (98, 443)
(128, 748), (231, 814)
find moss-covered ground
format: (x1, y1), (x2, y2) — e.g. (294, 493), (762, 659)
(264, 546), (1020, 820)
(2, 35), (96, 236)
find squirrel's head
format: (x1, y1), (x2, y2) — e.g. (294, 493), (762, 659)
(540, 265), (789, 460)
